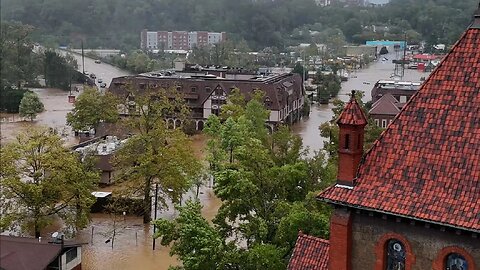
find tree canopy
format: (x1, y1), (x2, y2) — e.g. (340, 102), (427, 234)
(0, 128), (99, 237)
(113, 86), (202, 223)
(1, 0), (477, 50)
(154, 90), (335, 269)
(66, 87), (119, 131)
(18, 91), (44, 121)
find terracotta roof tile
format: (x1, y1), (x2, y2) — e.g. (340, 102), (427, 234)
(288, 232), (329, 270)
(319, 23), (480, 232)
(337, 91), (368, 126)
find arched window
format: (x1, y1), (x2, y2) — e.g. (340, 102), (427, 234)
(445, 253), (468, 270)
(386, 239), (406, 270)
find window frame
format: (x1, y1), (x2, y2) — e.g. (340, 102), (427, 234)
(374, 233), (415, 270)
(432, 246), (476, 270)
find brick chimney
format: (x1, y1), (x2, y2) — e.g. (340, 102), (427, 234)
(336, 90), (367, 187)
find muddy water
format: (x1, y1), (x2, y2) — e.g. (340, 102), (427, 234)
(1, 53), (429, 269)
(78, 187), (221, 270)
(292, 53), (427, 154)
(0, 88), (80, 146)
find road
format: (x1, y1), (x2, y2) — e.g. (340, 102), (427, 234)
(60, 50), (131, 88)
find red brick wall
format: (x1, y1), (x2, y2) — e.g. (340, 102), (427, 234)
(337, 124), (364, 186)
(328, 208), (352, 270)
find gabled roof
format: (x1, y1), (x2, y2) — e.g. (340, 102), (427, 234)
(0, 236), (81, 270)
(319, 15), (480, 232)
(369, 93), (400, 116)
(337, 91), (368, 126)
(288, 232), (329, 270)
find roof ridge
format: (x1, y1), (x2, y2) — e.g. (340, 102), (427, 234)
(299, 233), (330, 244)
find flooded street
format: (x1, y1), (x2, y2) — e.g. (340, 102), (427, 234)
(1, 88), (79, 146)
(0, 53), (429, 269)
(292, 53), (428, 154)
(78, 187), (221, 270)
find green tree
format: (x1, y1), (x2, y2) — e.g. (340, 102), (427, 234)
(0, 21), (39, 89)
(44, 50), (78, 91)
(0, 128), (98, 237)
(292, 62), (307, 82)
(157, 91), (335, 268)
(66, 87), (119, 131)
(18, 91), (44, 121)
(154, 200), (236, 270)
(114, 86), (202, 223)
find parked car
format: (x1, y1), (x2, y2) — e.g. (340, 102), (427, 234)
(95, 60), (101, 64)
(98, 78), (103, 83)
(100, 82), (107, 88)
(90, 73), (96, 79)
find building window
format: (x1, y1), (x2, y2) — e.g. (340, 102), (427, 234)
(357, 134), (362, 149)
(375, 119), (380, 126)
(66, 248), (78, 264)
(191, 86), (197, 93)
(445, 253), (468, 270)
(382, 119), (387, 128)
(386, 239), (406, 270)
(344, 134), (350, 149)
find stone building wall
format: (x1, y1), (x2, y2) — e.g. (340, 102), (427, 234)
(351, 212), (480, 269)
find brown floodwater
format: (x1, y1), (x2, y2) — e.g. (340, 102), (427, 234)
(0, 53), (428, 269)
(77, 187), (221, 270)
(0, 88), (80, 146)
(292, 54), (427, 154)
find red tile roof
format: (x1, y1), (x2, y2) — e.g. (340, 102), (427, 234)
(337, 91), (368, 126)
(288, 232), (329, 270)
(319, 22), (480, 232)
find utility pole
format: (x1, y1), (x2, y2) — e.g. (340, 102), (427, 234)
(402, 32), (407, 79)
(81, 40), (85, 74)
(152, 183), (159, 250)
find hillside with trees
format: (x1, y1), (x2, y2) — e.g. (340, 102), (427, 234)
(1, 0), (477, 50)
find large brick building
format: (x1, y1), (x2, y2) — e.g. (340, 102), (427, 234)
(141, 30), (227, 51)
(108, 72), (305, 131)
(289, 5), (480, 270)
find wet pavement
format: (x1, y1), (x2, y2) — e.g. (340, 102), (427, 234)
(0, 53), (429, 269)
